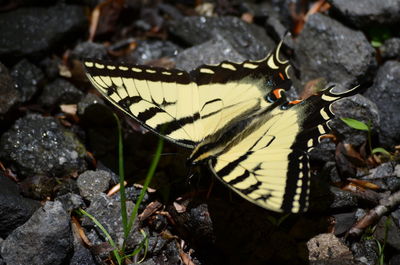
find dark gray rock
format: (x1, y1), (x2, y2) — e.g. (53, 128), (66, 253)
(69, 225), (98, 265)
(169, 201), (214, 246)
(113, 186), (150, 209)
(19, 174), (58, 200)
(69, 243), (96, 265)
(0, 173), (40, 238)
(390, 255), (400, 265)
(39, 78), (84, 108)
(380, 38), (400, 60)
(123, 40), (182, 64)
(70, 41), (108, 61)
(328, 94), (380, 147)
(363, 162), (398, 191)
(0, 114), (87, 177)
(309, 138), (336, 163)
(152, 241), (183, 265)
(55, 193), (85, 213)
(10, 59), (44, 102)
(373, 216), (400, 251)
(169, 16), (275, 60)
(333, 212), (356, 235)
(294, 13), (376, 89)
(40, 56), (62, 80)
(77, 93), (104, 115)
(0, 62), (19, 114)
(176, 34), (247, 71)
(330, 186), (358, 210)
(351, 239), (378, 265)
(77, 170), (112, 201)
(82, 193), (142, 249)
(0, 201), (72, 265)
(328, 0), (400, 28)
(0, 4), (87, 61)
(364, 162), (396, 180)
(56, 178), (80, 197)
(364, 61), (400, 148)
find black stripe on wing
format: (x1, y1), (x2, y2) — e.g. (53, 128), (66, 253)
(83, 59), (192, 84)
(280, 86), (360, 212)
(190, 41), (292, 92)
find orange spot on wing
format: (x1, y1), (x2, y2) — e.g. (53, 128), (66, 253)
(279, 72), (285, 80)
(289, 99), (302, 105)
(273, 89), (283, 99)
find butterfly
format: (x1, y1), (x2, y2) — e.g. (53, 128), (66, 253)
(83, 41), (358, 213)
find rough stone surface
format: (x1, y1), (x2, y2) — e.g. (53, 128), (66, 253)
(0, 173), (40, 238)
(294, 13), (376, 89)
(169, 16), (275, 60)
(0, 201), (72, 265)
(373, 216), (400, 251)
(0, 4), (87, 61)
(351, 239), (378, 265)
(328, 0), (400, 28)
(364, 61), (400, 148)
(176, 34), (247, 71)
(328, 94), (380, 147)
(77, 170), (112, 201)
(307, 233), (354, 264)
(380, 37), (400, 60)
(69, 242), (96, 265)
(10, 59), (44, 102)
(82, 194), (142, 249)
(0, 114), (87, 177)
(55, 193), (85, 213)
(0, 62), (19, 114)
(39, 78), (84, 107)
(125, 40), (182, 64)
(77, 93), (104, 115)
(330, 187), (358, 210)
(70, 41), (108, 61)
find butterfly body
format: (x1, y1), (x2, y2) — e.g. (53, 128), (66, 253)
(83, 41), (358, 213)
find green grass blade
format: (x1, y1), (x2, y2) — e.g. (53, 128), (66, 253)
(372, 147), (391, 156)
(340, 117), (370, 131)
(113, 113), (128, 238)
(123, 134), (164, 252)
(79, 208), (122, 264)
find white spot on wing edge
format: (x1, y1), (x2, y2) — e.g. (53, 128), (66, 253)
(317, 125), (326, 134)
(95, 63), (105, 69)
(146, 69), (157, 73)
(132, 67), (142, 72)
(267, 55), (278, 69)
(275, 40), (289, 64)
(320, 108), (330, 120)
(221, 63), (236, 71)
(322, 94), (338, 101)
(200, 68), (214, 74)
(243, 63), (258, 69)
(84, 61), (94, 67)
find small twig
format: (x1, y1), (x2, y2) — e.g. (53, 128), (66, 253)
(347, 190), (400, 238)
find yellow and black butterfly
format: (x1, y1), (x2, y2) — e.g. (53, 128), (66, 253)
(83, 41), (358, 213)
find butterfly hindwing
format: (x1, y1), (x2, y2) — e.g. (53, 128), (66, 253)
(209, 86), (358, 213)
(83, 42), (291, 148)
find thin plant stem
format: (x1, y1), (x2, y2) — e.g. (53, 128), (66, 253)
(113, 113), (128, 239)
(122, 134), (164, 252)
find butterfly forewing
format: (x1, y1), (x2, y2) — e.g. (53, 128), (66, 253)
(83, 42), (291, 148)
